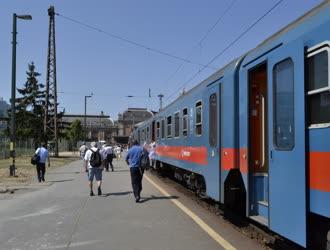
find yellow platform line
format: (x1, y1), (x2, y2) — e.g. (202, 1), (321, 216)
(145, 174), (236, 250)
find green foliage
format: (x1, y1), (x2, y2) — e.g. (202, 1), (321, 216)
(65, 119), (83, 148)
(8, 62), (45, 144)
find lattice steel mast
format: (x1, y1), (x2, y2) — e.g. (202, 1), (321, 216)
(44, 6), (58, 156)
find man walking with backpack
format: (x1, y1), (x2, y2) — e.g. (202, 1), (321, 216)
(84, 142), (103, 196)
(35, 143), (50, 182)
(125, 140), (149, 202)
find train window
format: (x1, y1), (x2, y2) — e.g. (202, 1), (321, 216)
(167, 116), (172, 138)
(306, 46), (330, 126)
(161, 119), (165, 139)
(273, 58), (294, 150)
(174, 112), (180, 138)
(182, 108), (188, 137)
(156, 121), (160, 139)
(195, 101), (202, 136)
(209, 93), (217, 147)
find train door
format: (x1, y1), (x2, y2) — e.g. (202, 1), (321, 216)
(248, 63), (269, 225)
(206, 84), (221, 200)
(267, 41), (306, 247)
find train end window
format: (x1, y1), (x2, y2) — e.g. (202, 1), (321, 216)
(195, 101), (202, 136)
(156, 121), (160, 139)
(161, 119), (165, 139)
(306, 42), (330, 127)
(167, 116), (172, 138)
(182, 108), (188, 137)
(174, 112), (180, 138)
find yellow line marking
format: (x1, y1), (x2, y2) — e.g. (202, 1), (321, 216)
(145, 174), (237, 250)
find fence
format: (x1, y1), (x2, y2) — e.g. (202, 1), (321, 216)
(0, 136), (75, 160)
(0, 137), (36, 160)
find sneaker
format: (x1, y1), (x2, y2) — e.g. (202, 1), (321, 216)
(135, 196), (140, 203)
(98, 187), (102, 196)
(90, 190), (94, 196)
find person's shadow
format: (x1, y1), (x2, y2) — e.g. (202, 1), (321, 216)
(102, 191), (132, 197)
(139, 195), (179, 203)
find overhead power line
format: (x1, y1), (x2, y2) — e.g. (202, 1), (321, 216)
(154, 0), (237, 111)
(55, 12), (216, 70)
(163, 0), (284, 105)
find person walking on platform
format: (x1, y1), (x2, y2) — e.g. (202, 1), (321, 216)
(115, 145), (122, 160)
(35, 143), (50, 182)
(101, 144), (114, 172)
(84, 142), (103, 196)
(126, 140), (145, 202)
(79, 142), (88, 159)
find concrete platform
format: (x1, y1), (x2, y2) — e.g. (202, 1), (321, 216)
(0, 159), (263, 250)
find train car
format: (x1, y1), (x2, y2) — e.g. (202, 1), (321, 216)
(132, 2), (330, 248)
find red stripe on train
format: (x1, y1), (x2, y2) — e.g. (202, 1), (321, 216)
(156, 146), (208, 165)
(309, 152), (330, 192)
(221, 148), (247, 173)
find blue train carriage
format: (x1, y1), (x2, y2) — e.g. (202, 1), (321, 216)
(237, 1), (330, 248)
(131, 1), (330, 248)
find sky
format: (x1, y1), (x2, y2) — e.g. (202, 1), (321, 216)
(0, 0), (324, 119)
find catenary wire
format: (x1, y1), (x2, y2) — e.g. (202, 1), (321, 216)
(163, 0), (284, 106)
(152, 0), (238, 111)
(55, 12), (216, 70)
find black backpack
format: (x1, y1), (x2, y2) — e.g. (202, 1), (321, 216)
(31, 154), (40, 165)
(139, 149), (150, 169)
(90, 149), (102, 168)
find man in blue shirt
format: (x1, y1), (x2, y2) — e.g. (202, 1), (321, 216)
(126, 140), (144, 202)
(35, 143), (50, 182)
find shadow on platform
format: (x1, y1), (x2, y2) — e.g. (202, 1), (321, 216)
(139, 195), (179, 203)
(48, 171), (81, 175)
(102, 191), (133, 197)
(49, 179), (74, 183)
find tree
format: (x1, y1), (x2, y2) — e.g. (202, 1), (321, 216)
(8, 62), (45, 146)
(66, 120), (84, 150)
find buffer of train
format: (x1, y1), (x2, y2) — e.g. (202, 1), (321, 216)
(130, 2), (330, 248)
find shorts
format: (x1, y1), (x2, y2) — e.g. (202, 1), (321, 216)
(88, 168), (103, 181)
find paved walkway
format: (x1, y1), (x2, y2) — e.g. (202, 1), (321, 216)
(0, 159), (263, 250)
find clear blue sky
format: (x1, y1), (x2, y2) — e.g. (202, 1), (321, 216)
(0, 0), (324, 119)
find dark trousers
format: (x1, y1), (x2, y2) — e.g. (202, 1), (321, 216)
(130, 167), (144, 198)
(105, 155), (114, 171)
(36, 163), (46, 181)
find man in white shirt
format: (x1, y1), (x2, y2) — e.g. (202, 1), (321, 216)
(84, 142), (103, 196)
(101, 144), (114, 172)
(79, 142), (87, 159)
(35, 143), (50, 182)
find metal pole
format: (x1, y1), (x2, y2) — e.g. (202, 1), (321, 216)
(158, 94), (164, 111)
(10, 14), (17, 177)
(84, 96), (87, 141)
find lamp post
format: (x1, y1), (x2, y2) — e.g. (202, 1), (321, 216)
(84, 94), (92, 141)
(9, 13), (32, 177)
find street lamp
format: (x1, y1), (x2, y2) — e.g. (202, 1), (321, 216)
(9, 13), (32, 177)
(84, 93), (93, 141)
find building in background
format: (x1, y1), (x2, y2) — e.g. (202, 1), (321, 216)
(116, 108), (155, 143)
(61, 112), (118, 143)
(60, 108), (155, 145)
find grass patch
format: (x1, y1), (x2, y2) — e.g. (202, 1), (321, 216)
(0, 156), (78, 186)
